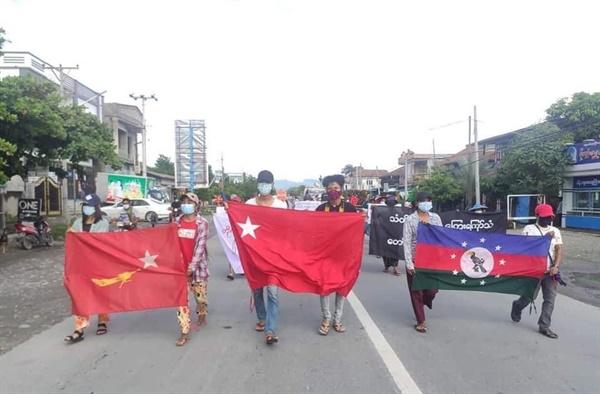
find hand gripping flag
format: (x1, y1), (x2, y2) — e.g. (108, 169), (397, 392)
(412, 223), (551, 298)
(64, 224), (187, 315)
(226, 202), (365, 297)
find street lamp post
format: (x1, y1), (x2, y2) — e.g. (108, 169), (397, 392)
(129, 94), (158, 177)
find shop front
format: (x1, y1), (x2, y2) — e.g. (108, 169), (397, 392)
(562, 140), (600, 231)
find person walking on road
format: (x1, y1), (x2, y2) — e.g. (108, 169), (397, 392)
(315, 174), (357, 336)
(382, 195), (402, 276)
(511, 203), (563, 339)
(403, 191), (443, 333)
(246, 170), (288, 345)
(175, 192), (210, 346)
(64, 193), (111, 344)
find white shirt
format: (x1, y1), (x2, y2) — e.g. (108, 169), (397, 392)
(522, 224), (563, 270)
(246, 197), (288, 209)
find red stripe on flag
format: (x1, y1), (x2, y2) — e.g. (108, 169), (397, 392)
(415, 244), (546, 279)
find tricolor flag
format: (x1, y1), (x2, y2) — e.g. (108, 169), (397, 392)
(413, 224), (551, 298)
(227, 202), (364, 296)
(64, 224), (188, 315)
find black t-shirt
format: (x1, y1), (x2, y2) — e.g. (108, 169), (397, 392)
(316, 201), (357, 213)
(82, 223), (92, 232)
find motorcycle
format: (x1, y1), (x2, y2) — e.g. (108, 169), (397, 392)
(15, 216), (53, 250)
(169, 202), (181, 223)
(115, 212), (137, 232)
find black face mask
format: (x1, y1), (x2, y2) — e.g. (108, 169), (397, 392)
(538, 217), (553, 227)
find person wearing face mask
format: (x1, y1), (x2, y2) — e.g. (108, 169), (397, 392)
(64, 193), (110, 343)
(402, 191), (443, 333)
(245, 170), (287, 345)
(112, 197), (139, 230)
(175, 192), (210, 346)
(315, 174), (357, 336)
(510, 203), (563, 339)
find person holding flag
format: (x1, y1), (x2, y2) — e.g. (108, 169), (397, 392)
(510, 203), (564, 339)
(315, 174), (357, 336)
(64, 193), (111, 344)
(175, 192), (210, 346)
(402, 191), (443, 333)
(246, 170), (288, 345)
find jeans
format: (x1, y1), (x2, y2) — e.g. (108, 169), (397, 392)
(254, 285), (279, 334)
(320, 293), (345, 323)
(513, 274), (557, 330)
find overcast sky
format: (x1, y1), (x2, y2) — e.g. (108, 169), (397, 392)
(2, 0), (599, 182)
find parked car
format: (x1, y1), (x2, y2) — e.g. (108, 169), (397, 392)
(100, 198), (171, 222)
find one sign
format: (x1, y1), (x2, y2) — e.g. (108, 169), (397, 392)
(18, 198), (41, 221)
(368, 205), (414, 260)
(439, 211), (507, 233)
(566, 140), (600, 166)
(573, 175), (600, 189)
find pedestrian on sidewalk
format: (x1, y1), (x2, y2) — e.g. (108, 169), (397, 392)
(403, 191), (443, 333)
(64, 193), (110, 344)
(511, 203), (563, 339)
(175, 192), (210, 346)
(246, 170), (288, 345)
(315, 174), (357, 336)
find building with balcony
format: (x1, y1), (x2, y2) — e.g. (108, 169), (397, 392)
(397, 151), (453, 187)
(102, 103), (143, 175)
(345, 167), (388, 191)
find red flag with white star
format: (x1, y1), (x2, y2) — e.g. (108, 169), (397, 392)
(64, 224), (187, 315)
(226, 202), (365, 296)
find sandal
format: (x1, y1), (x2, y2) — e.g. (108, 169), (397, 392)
(266, 333), (279, 345)
(175, 333), (189, 346)
(319, 319), (331, 336)
(255, 321), (266, 332)
(96, 323), (108, 335)
(197, 315), (207, 327)
(393, 269), (401, 276)
(227, 274), (234, 280)
(539, 328), (558, 339)
(333, 323), (346, 333)
(64, 330), (84, 343)
(415, 323), (427, 333)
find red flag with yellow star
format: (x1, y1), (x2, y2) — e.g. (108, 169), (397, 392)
(226, 202), (365, 297)
(64, 224), (187, 315)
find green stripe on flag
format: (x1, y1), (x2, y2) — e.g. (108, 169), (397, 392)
(412, 269), (540, 298)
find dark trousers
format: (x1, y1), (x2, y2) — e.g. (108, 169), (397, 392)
(406, 273), (438, 324)
(513, 274), (557, 330)
(383, 256), (399, 268)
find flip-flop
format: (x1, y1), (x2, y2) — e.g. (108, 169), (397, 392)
(255, 321), (266, 332)
(96, 323), (108, 335)
(415, 324), (427, 333)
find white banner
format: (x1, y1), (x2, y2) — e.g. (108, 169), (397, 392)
(213, 209), (244, 274)
(294, 201), (322, 211)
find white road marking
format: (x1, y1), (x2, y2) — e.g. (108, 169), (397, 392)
(347, 291), (423, 394)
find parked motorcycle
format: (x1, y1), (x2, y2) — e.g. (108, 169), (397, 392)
(15, 216), (53, 250)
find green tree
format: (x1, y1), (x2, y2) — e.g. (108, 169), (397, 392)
(152, 154), (175, 175)
(490, 122), (571, 197)
(0, 76), (120, 179)
(287, 185), (306, 198)
(417, 166), (463, 208)
(0, 27), (9, 54)
(546, 92), (600, 142)
(0, 137), (16, 183)
(341, 164), (355, 176)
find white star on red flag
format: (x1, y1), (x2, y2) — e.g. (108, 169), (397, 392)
(237, 217), (261, 239)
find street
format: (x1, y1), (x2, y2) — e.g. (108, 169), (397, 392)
(0, 224), (599, 394)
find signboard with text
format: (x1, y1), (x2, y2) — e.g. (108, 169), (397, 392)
(18, 199), (42, 221)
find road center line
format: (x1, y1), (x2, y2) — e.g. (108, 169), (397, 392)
(347, 291), (422, 394)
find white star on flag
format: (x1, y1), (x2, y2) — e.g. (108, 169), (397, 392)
(500, 259), (506, 266)
(139, 250), (159, 269)
(452, 270), (459, 276)
(450, 253), (457, 260)
(480, 237), (486, 243)
(461, 241), (468, 248)
(237, 217), (261, 239)
(495, 245), (502, 251)
(460, 279), (467, 284)
(495, 274), (501, 278)
(480, 280), (486, 285)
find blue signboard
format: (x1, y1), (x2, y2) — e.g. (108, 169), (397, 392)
(573, 175), (600, 189)
(566, 140), (600, 165)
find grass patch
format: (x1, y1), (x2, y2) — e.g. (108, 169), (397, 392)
(50, 223), (69, 241)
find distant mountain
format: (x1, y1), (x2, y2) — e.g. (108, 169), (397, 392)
(274, 179), (320, 190)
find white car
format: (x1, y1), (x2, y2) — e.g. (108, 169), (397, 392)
(100, 198), (171, 222)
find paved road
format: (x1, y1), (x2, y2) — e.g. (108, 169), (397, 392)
(1, 231), (599, 393)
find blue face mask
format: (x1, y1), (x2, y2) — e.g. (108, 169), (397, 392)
(82, 205), (96, 216)
(181, 204), (195, 215)
(418, 201), (433, 212)
(257, 183), (272, 196)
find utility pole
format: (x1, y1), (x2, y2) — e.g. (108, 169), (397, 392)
(43, 63), (79, 220)
(129, 94), (158, 177)
(404, 151), (409, 201)
(473, 106), (481, 205)
(467, 116), (473, 209)
(220, 152), (225, 194)
(432, 139), (436, 175)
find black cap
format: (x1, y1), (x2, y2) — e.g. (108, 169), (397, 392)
(416, 191), (431, 202)
(257, 170), (274, 183)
